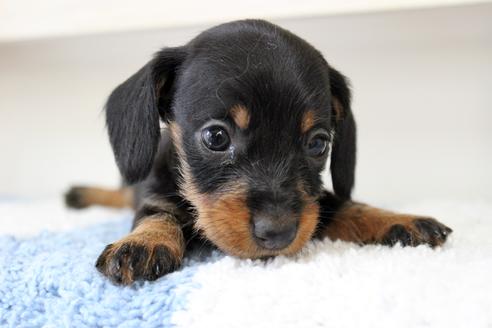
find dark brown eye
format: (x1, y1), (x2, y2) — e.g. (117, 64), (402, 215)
(201, 126), (230, 151)
(306, 135), (328, 157)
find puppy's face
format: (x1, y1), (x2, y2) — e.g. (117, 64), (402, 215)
(106, 20), (356, 259)
(170, 27), (335, 258)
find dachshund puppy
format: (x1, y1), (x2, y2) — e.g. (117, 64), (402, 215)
(66, 20), (452, 285)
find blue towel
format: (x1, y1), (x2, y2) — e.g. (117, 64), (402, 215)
(0, 216), (203, 328)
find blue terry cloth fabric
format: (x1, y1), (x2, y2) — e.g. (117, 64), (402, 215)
(0, 216), (200, 328)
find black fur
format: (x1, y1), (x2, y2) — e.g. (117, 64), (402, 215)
(105, 47), (187, 183)
(329, 67), (356, 199)
(313, 190), (346, 239)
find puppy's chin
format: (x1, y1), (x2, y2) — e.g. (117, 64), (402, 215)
(188, 185), (320, 259)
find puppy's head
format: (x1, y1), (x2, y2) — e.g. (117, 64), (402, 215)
(106, 20), (356, 258)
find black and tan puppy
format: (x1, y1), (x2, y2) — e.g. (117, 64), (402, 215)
(66, 20), (452, 285)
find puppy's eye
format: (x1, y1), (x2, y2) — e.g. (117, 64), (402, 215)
(306, 134), (328, 157)
(201, 126), (231, 151)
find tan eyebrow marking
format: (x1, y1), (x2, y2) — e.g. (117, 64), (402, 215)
(230, 104), (250, 130)
(301, 110), (316, 134)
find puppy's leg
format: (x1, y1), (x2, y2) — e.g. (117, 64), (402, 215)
(316, 191), (452, 247)
(65, 186), (133, 209)
(95, 206), (185, 285)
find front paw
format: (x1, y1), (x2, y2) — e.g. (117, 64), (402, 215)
(95, 237), (182, 285)
(382, 218), (452, 247)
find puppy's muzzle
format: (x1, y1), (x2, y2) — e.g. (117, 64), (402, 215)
(252, 215), (298, 250)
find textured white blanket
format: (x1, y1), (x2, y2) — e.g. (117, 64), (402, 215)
(1, 199), (491, 327)
(171, 200), (492, 328)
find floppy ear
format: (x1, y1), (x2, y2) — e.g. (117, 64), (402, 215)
(105, 47), (187, 184)
(329, 67), (357, 200)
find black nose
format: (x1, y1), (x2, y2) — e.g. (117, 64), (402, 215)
(252, 217), (297, 250)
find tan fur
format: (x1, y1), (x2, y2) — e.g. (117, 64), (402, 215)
(285, 193), (319, 255)
(131, 217), (185, 260)
(230, 104), (250, 130)
(74, 187), (133, 208)
(284, 182), (320, 255)
(320, 202), (426, 244)
(193, 185), (255, 258)
(301, 110), (316, 134)
(169, 123), (200, 207)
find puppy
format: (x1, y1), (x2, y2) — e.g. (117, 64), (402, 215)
(66, 20), (452, 285)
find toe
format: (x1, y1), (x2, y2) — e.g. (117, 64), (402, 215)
(382, 224), (413, 247)
(145, 245), (179, 281)
(413, 218), (452, 247)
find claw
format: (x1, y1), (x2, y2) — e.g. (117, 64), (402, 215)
(154, 263), (161, 276)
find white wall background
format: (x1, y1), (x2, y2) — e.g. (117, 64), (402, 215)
(0, 4), (491, 204)
(1, 0), (488, 41)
